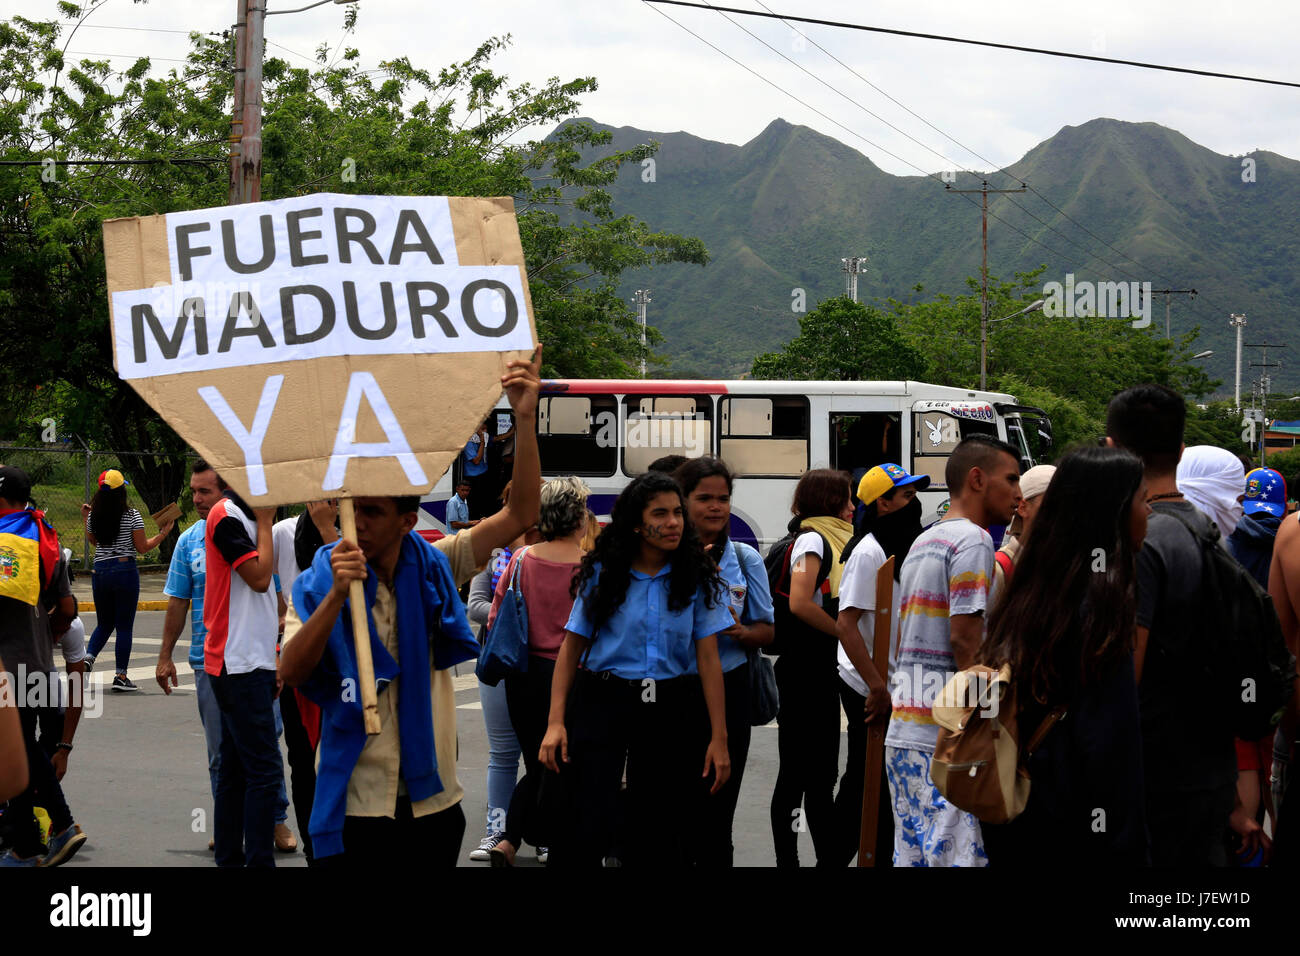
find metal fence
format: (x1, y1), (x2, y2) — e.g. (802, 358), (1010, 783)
(0, 446), (195, 571)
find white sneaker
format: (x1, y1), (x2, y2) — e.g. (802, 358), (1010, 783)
(470, 832), (504, 862)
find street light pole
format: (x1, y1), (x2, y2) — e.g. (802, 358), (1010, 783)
(1230, 314), (1247, 410)
(634, 289), (651, 378)
(983, 298), (1045, 389)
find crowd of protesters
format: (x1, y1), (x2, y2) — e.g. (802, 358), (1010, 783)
(2, 370), (1298, 868)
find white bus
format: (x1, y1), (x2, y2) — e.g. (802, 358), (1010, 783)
(417, 379), (1052, 552)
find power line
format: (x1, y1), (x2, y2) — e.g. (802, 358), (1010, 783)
(744, 0), (1213, 296)
(747, 0), (1017, 182)
(699, 1), (981, 180)
(648, 1), (1138, 288)
(66, 50), (194, 63)
(641, 3), (950, 187)
(709, 1), (1157, 280)
(661, 1), (1218, 304)
(643, 0), (1300, 89)
(0, 158), (223, 166)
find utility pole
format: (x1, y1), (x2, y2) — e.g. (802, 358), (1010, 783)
(947, 181), (1026, 390)
(841, 256), (866, 302)
(634, 289), (651, 378)
(1248, 342), (1286, 465)
(1147, 288), (1197, 339)
(229, 0), (264, 204)
(1230, 314), (1247, 410)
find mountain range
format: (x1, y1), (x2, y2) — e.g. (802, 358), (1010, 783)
(565, 116), (1300, 393)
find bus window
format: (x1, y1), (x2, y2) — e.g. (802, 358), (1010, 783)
(719, 396), (809, 477)
(537, 395), (617, 477)
(622, 394), (713, 475)
(912, 409), (997, 490)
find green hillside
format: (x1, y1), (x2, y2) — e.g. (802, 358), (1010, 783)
(560, 117), (1300, 390)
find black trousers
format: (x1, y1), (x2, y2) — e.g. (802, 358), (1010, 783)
(833, 677), (894, 867)
(503, 655), (565, 849)
(316, 798), (466, 868)
(1148, 783), (1235, 867)
(550, 670), (701, 868)
(770, 654), (841, 867)
(3, 706), (74, 858)
(693, 662), (752, 868)
(278, 687), (318, 863)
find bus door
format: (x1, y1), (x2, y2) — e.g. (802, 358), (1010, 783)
(995, 403), (1053, 470)
(829, 411), (904, 477)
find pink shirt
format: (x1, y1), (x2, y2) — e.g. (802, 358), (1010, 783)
(488, 550), (581, 660)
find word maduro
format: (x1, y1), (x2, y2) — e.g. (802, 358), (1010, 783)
(127, 276), (520, 362)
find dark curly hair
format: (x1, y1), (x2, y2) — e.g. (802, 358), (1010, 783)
(571, 471), (724, 636)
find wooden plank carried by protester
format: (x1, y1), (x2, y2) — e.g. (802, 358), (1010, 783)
(102, 194), (539, 735)
(858, 554), (895, 867)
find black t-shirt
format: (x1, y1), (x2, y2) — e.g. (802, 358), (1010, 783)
(1135, 501), (1237, 794)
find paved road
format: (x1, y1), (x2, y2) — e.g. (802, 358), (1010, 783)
(54, 608), (850, 867)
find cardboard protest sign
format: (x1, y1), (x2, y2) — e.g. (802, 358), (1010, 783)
(103, 194), (537, 507)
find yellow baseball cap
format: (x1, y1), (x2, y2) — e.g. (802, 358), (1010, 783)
(98, 469), (129, 489)
(857, 463), (930, 506)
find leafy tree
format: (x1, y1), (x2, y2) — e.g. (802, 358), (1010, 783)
(751, 295), (927, 381)
(0, 5), (706, 538)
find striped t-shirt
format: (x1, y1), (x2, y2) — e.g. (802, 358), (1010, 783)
(885, 516), (993, 754)
(86, 508), (144, 563)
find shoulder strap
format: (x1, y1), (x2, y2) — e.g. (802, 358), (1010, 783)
(508, 545), (531, 591)
(816, 534), (832, 593)
(1158, 506), (1216, 547)
(1025, 707), (1067, 755)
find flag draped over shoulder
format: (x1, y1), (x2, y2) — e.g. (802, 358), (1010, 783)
(0, 508), (59, 606)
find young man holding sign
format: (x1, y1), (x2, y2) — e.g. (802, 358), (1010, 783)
(279, 349), (543, 865)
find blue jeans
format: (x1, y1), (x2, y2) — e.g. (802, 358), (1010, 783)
(478, 678), (520, 837)
(273, 697), (289, 825)
(196, 664), (287, 822)
(88, 559), (139, 673)
(194, 665), (222, 805)
(210, 668), (283, 867)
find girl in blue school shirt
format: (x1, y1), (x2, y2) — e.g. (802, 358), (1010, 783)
(539, 471), (734, 868)
(673, 456), (775, 868)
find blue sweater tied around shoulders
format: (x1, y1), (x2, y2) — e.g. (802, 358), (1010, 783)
(292, 533), (479, 860)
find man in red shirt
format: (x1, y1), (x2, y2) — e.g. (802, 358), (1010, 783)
(204, 487), (279, 867)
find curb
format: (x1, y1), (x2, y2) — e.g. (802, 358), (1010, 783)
(77, 600), (169, 612)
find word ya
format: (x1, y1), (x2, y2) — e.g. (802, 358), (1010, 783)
(1042, 274), (1153, 328)
(50, 886), (151, 936)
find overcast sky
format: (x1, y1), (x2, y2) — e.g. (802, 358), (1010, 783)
(40, 0), (1298, 175)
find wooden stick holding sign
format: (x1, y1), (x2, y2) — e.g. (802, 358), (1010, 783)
(337, 498), (382, 736)
(857, 554), (895, 867)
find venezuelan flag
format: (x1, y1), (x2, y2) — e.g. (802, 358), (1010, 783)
(0, 508), (59, 606)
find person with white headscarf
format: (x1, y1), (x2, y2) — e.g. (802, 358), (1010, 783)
(1176, 445), (1246, 536)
